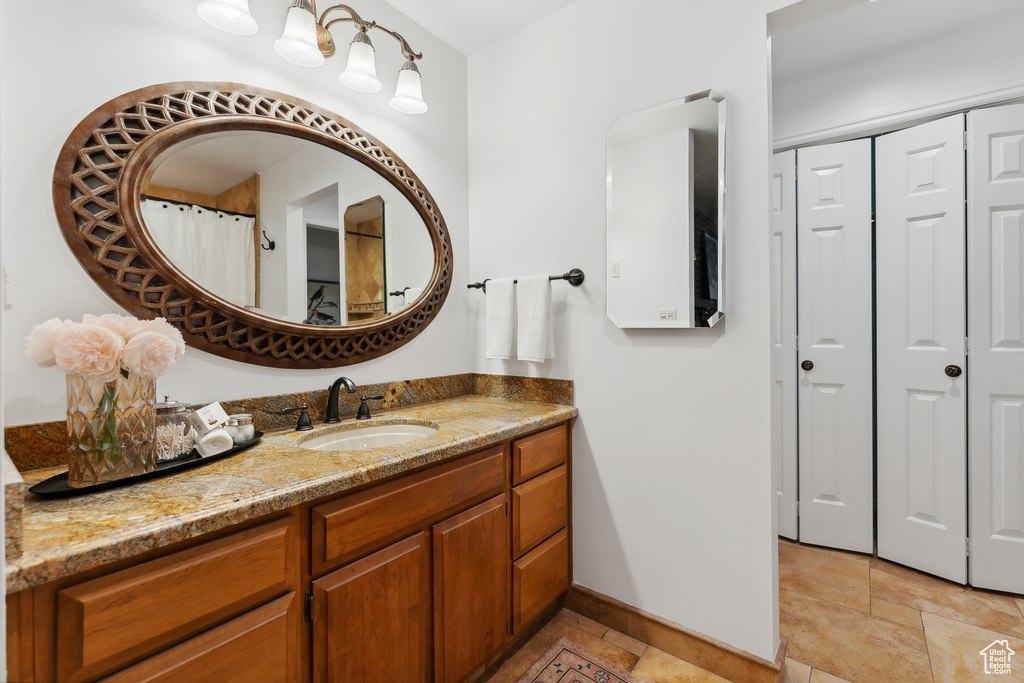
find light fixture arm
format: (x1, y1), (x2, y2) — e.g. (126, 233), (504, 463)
(314, 2), (423, 61)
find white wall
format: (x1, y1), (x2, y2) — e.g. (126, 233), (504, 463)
(772, 11), (1024, 147)
(469, 0), (781, 660)
(0, 0), (469, 426)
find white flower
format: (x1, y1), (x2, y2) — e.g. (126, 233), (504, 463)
(84, 313), (144, 340)
(29, 313), (184, 379)
(121, 330), (180, 379)
(25, 317), (75, 367)
(53, 324), (124, 381)
(133, 318), (186, 361)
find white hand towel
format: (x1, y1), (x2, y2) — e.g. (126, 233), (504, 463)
(517, 275), (554, 363)
(485, 278), (515, 360)
(405, 286), (424, 303)
(196, 427), (234, 457)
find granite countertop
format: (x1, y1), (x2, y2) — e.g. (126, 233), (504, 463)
(5, 395), (576, 593)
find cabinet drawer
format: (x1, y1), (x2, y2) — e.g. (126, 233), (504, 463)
(513, 529), (569, 632)
(57, 515), (297, 683)
(512, 464), (568, 558)
(312, 446), (505, 574)
(101, 593), (298, 683)
(512, 424), (567, 485)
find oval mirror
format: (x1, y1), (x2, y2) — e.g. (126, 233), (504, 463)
(53, 82), (452, 368)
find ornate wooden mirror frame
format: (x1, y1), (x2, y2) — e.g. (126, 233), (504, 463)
(53, 82), (452, 368)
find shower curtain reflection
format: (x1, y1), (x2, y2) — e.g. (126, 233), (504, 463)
(142, 198), (256, 308)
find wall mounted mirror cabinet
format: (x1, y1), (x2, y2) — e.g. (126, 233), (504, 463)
(53, 82), (452, 368)
(606, 89), (726, 328)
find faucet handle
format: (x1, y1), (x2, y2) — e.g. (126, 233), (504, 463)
(283, 403), (313, 431)
(356, 394), (385, 420)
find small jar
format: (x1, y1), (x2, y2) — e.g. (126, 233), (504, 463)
(224, 413), (255, 445)
(155, 398), (195, 462)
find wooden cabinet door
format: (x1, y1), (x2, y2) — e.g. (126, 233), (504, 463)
(311, 533), (432, 683)
(433, 495), (509, 683)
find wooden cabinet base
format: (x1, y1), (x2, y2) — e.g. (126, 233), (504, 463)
(102, 594), (298, 683)
(7, 421), (573, 683)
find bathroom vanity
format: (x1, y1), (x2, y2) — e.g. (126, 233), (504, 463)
(5, 395), (575, 683)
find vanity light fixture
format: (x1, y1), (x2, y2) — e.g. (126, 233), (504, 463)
(197, 0), (427, 114)
(197, 0), (259, 35)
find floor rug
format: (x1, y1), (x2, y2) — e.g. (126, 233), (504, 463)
(514, 637), (650, 683)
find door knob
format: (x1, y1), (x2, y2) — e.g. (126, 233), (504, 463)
(944, 364), (962, 378)
(801, 360), (814, 371)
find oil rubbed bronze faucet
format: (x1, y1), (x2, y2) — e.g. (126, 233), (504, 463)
(356, 394), (385, 420)
(325, 377), (357, 423)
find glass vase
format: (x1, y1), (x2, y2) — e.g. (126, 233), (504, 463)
(66, 371), (157, 487)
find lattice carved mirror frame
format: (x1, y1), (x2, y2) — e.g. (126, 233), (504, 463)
(53, 82), (452, 368)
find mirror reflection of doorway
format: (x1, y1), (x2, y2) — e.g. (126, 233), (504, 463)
(344, 196), (387, 323)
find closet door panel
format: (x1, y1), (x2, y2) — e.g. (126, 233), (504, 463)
(968, 103), (1024, 594)
(876, 114), (967, 584)
(796, 140), (874, 553)
(772, 150), (798, 540)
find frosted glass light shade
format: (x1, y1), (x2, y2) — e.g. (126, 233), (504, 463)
(197, 0), (258, 35)
(389, 61), (427, 114)
(339, 33), (382, 93)
(274, 6), (325, 67)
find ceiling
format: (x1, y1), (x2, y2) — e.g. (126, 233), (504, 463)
(771, 0), (1023, 82)
(382, 0), (577, 55)
(380, 0), (1022, 68)
(150, 132), (310, 195)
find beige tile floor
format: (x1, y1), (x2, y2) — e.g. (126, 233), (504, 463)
(779, 539), (1024, 683)
(486, 541), (1024, 682)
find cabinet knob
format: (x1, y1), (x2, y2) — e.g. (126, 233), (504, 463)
(944, 364), (962, 378)
(801, 360), (814, 371)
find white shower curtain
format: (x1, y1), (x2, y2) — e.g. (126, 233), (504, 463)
(142, 199), (256, 307)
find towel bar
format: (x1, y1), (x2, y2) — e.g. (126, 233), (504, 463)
(467, 268), (585, 292)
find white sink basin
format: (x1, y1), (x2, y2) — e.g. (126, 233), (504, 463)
(299, 424), (438, 451)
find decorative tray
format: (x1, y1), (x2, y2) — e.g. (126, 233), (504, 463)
(28, 431), (264, 499)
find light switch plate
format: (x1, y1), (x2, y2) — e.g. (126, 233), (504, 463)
(658, 309), (677, 321)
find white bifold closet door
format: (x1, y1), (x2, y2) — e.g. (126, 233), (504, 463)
(968, 103), (1024, 594)
(772, 150), (798, 540)
(876, 114), (967, 583)
(796, 139), (874, 553)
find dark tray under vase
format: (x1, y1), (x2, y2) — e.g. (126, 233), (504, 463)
(28, 431), (264, 499)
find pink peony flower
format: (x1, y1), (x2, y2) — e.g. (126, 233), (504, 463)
(25, 318), (76, 367)
(120, 330), (179, 378)
(138, 318), (185, 360)
(53, 324), (124, 381)
(84, 313), (144, 340)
